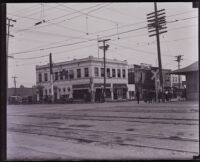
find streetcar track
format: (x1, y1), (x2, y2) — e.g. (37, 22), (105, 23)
(8, 114), (199, 121)
(7, 107), (199, 114)
(8, 129), (198, 155)
(8, 114), (198, 126)
(8, 123), (199, 142)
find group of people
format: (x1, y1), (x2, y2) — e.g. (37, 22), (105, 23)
(135, 90), (173, 104)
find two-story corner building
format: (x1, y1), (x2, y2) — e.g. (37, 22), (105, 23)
(36, 56), (129, 102)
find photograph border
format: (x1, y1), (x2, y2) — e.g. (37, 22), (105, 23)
(1, 0), (199, 161)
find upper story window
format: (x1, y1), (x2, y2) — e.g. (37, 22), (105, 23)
(44, 73), (48, 82)
(107, 68), (110, 78)
(84, 68), (89, 77)
(55, 72), (59, 81)
(101, 68), (104, 77)
(112, 69), (116, 78)
(122, 69), (126, 78)
(94, 67), (99, 77)
(69, 70), (74, 79)
(117, 69), (121, 78)
(65, 70), (68, 80)
(60, 71), (63, 80)
(39, 73), (42, 82)
(77, 69), (81, 78)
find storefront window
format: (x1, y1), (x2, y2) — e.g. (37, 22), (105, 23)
(45, 89), (47, 95)
(77, 69), (81, 78)
(95, 67), (99, 77)
(84, 68), (89, 77)
(105, 89), (111, 98)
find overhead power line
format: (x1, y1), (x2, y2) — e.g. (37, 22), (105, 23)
(14, 4), (106, 34)
(12, 8), (197, 52)
(9, 19), (198, 57)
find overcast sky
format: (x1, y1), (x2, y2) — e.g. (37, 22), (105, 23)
(7, 2), (198, 88)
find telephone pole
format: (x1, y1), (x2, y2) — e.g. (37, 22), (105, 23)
(49, 53), (54, 103)
(97, 35), (100, 58)
(98, 39), (110, 102)
(12, 76), (17, 96)
(147, 2), (167, 101)
(6, 17), (16, 56)
(174, 55), (183, 90)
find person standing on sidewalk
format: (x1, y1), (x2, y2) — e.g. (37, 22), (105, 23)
(136, 91), (140, 104)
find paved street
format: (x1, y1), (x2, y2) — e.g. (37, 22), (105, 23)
(7, 101), (199, 160)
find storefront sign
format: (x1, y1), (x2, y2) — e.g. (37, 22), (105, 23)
(72, 84), (90, 89)
(113, 84), (127, 89)
(94, 83), (111, 88)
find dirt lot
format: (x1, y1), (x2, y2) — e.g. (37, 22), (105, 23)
(7, 101), (199, 160)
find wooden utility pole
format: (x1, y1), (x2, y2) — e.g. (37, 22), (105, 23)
(97, 35), (100, 58)
(49, 53), (54, 103)
(98, 39), (110, 102)
(147, 2), (167, 101)
(174, 55), (183, 90)
(6, 18), (16, 56)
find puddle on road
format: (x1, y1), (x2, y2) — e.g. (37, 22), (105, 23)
(126, 128), (135, 131)
(68, 124), (93, 128)
(76, 138), (94, 143)
(169, 136), (181, 140)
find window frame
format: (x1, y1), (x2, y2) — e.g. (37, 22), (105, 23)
(39, 73), (42, 82)
(112, 69), (116, 78)
(122, 69), (126, 78)
(117, 69), (121, 78)
(84, 67), (89, 77)
(77, 69), (81, 78)
(55, 72), (59, 81)
(101, 68), (104, 77)
(94, 67), (99, 77)
(107, 68), (110, 78)
(44, 73), (48, 82)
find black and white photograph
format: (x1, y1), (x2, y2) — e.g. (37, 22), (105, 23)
(1, 1), (199, 160)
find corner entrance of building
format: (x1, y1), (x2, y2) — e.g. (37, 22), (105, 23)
(95, 88), (103, 102)
(73, 89), (91, 102)
(95, 88), (111, 102)
(113, 84), (127, 100)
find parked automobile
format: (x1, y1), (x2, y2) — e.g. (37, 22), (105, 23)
(8, 96), (22, 104)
